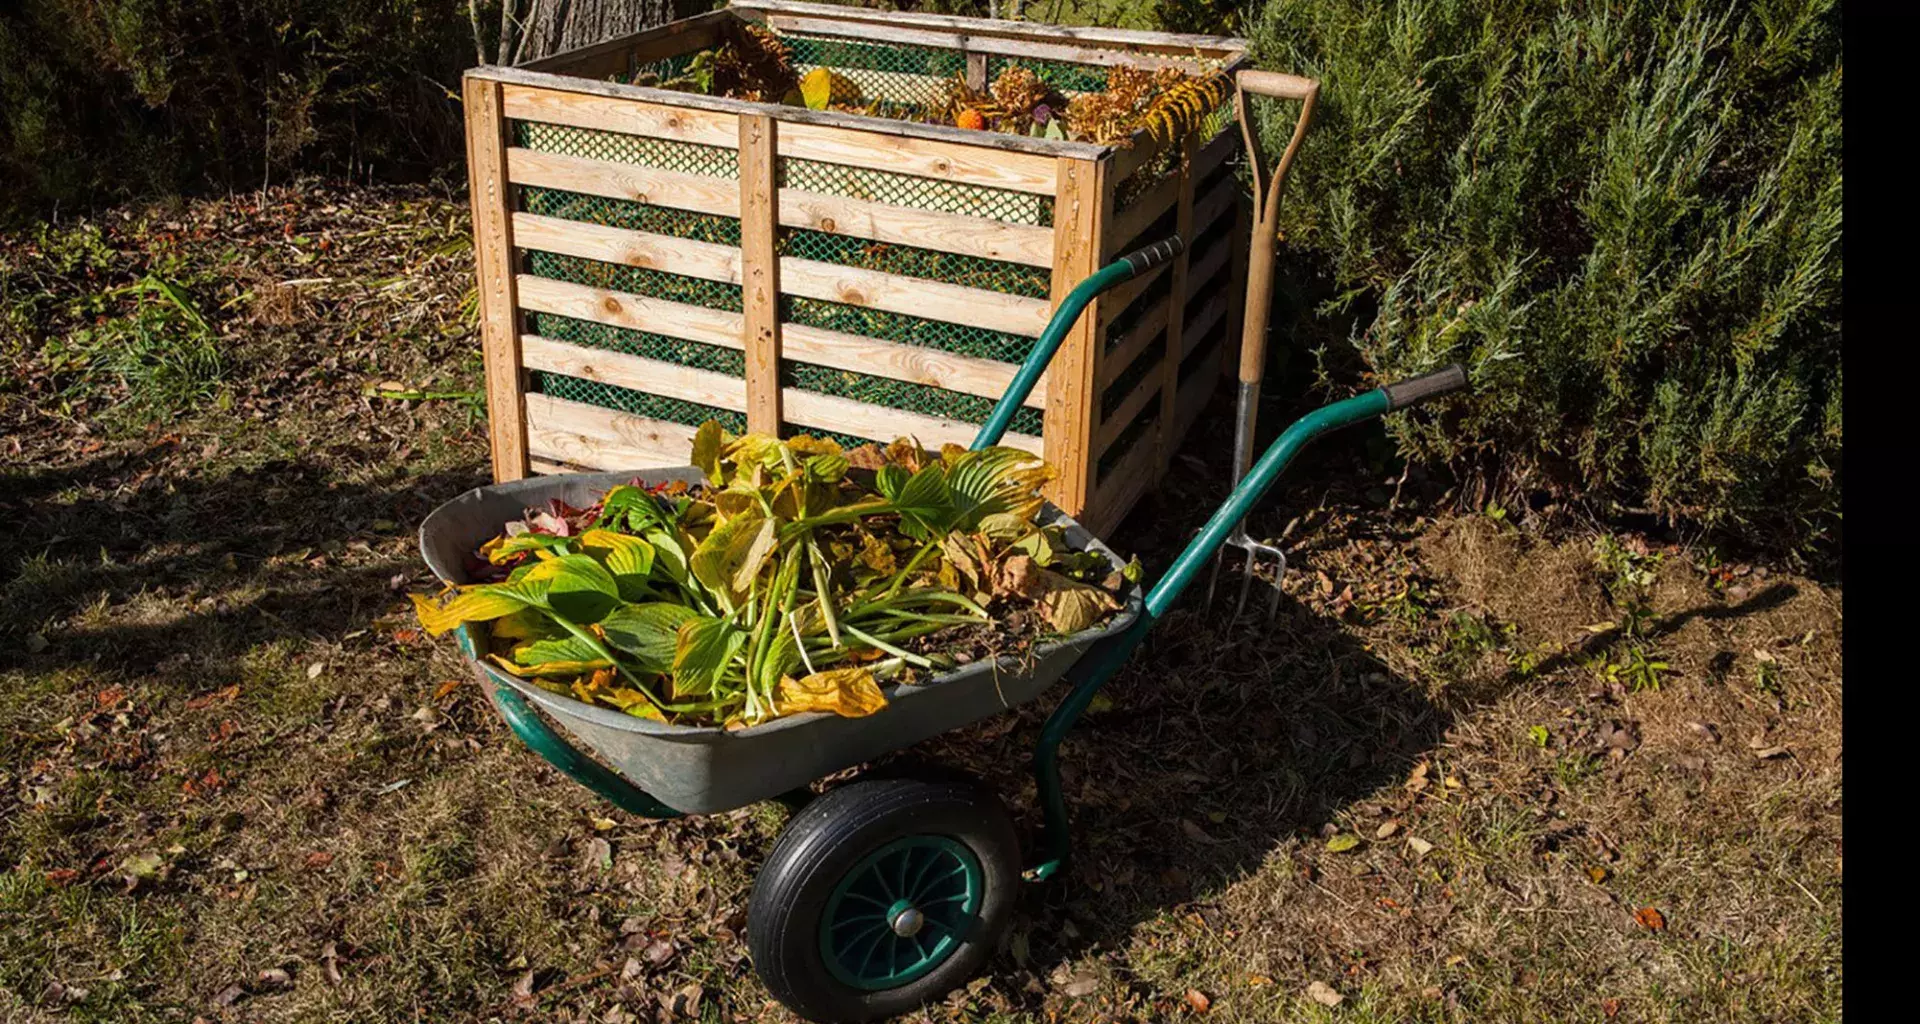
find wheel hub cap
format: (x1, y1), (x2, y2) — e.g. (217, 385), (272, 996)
(888, 901), (925, 938)
(818, 836), (984, 991)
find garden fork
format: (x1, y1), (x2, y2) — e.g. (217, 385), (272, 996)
(1206, 69), (1320, 620)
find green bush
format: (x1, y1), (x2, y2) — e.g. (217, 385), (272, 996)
(1247, 0), (1841, 553)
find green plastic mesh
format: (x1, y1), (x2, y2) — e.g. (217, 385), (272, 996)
(787, 34), (964, 108)
(528, 311), (745, 376)
(1101, 334), (1165, 419)
(531, 371), (747, 434)
(514, 121), (739, 178)
(525, 250), (743, 312)
(987, 54), (1108, 94)
(783, 361), (1043, 437)
(784, 295), (1037, 364)
(779, 157), (1053, 227)
(780, 228), (1049, 298)
(522, 186), (743, 243)
(780, 422), (875, 450)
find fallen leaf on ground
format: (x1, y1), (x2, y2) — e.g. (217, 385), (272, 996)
(1406, 836), (1434, 855)
(1184, 988), (1211, 1013)
(1061, 974), (1099, 997)
(307, 662), (325, 679)
(1633, 906), (1666, 931)
(1376, 820), (1400, 839)
(1325, 834), (1361, 853)
(1306, 980), (1344, 1007)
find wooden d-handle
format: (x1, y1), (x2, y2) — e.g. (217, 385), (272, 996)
(1236, 69), (1318, 102)
(1235, 70), (1320, 385)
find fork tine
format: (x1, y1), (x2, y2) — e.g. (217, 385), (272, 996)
(1205, 549), (1226, 609)
(1234, 561), (1256, 620)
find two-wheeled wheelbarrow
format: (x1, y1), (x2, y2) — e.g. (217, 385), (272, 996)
(420, 233), (1467, 1024)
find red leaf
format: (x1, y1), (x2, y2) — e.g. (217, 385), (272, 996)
(1633, 906), (1666, 931)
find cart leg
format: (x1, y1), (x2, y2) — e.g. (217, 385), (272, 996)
(489, 684), (682, 820)
(1026, 621), (1152, 881)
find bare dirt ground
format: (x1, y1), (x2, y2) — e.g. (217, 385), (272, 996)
(1, 182), (1840, 1023)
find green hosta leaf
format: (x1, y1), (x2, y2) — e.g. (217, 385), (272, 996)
(976, 511), (1029, 544)
(691, 510), (777, 602)
(489, 531), (570, 564)
(532, 553), (621, 624)
(579, 528), (655, 599)
(647, 528), (691, 585)
(943, 447), (1049, 530)
(513, 634), (612, 669)
(600, 603), (701, 673)
(1012, 528), (1058, 566)
(1121, 555), (1144, 584)
(673, 615), (747, 696)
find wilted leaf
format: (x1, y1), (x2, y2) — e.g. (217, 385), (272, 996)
(672, 616), (747, 696)
(778, 667), (887, 717)
(1184, 988), (1211, 1013)
(1325, 834), (1361, 853)
(1305, 981), (1344, 1007)
(1633, 906), (1666, 931)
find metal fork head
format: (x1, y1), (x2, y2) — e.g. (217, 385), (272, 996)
(1206, 524), (1287, 621)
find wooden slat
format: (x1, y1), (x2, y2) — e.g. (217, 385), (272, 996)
(1041, 156), (1108, 518)
(748, 9), (1237, 72)
(513, 213), (1050, 337)
(501, 83), (740, 148)
(522, 336), (746, 411)
(779, 259), (1051, 338)
(1098, 295), (1169, 390)
(465, 74), (530, 483)
(1102, 262), (1168, 325)
(777, 188), (1054, 266)
(777, 120), (1057, 195)
(732, 0), (1247, 57)
(1090, 430), (1157, 536)
(1107, 171), (1181, 257)
(1191, 126), (1237, 186)
(1108, 136), (1166, 186)
(1192, 171), (1238, 237)
(1182, 289), (1230, 361)
(783, 390), (1042, 455)
(531, 456), (595, 476)
(740, 113), (782, 434)
(471, 65), (1108, 163)
(1096, 372), (1161, 453)
(507, 148), (740, 217)
(783, 323), (1046, 409)
(507, 148), (1055, 266)
(520, 9), (731, 78)
(526, 393), (703, 469)
(512, 213), (741, 280)
(1186, 233), (1232, 300)
(515, 269), (1047, 409)
(516, 275), (745, 349)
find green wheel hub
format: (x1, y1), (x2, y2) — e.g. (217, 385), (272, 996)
(819, 835), (984, 990)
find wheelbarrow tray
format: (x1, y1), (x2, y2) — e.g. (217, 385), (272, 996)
(420, 470), (1142, 815)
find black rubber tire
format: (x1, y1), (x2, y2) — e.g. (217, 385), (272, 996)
(747, 776), (1019, 1023)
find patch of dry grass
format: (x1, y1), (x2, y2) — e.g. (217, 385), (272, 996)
(0, 184), (1839, 1023)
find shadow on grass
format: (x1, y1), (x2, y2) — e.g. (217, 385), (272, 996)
(0, 448), (487, 693)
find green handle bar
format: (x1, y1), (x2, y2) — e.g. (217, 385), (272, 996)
(490, 680), (685, 818)
(972, 236), (1186, 451)
(1025, 363), (1469, 880)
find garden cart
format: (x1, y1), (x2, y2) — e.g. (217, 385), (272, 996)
(419, 235), (1467, 1022)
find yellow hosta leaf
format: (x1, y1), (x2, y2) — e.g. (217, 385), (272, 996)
(778, 667), (887, 718)
(602, 688), (667, 721)
(411, 587), (531, 636)
(578, 528), (654, 578)
(490, 607), (556, 641)
(487, 654), (613, 678)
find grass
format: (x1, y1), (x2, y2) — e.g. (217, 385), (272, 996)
(0, 180), (1841, 1022)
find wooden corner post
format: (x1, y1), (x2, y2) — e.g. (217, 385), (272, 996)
(466, 72), (530, 483)
(1042, 155), (1109, 518)
(739, 112), (783, 436)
